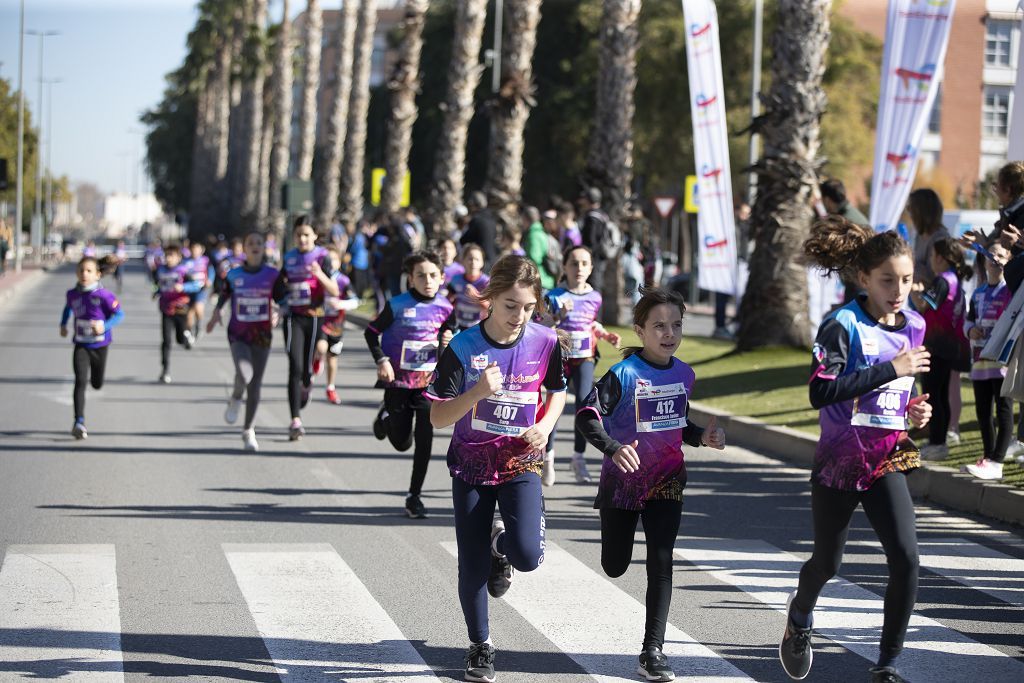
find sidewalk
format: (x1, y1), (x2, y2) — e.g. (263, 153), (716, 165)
(0, 263), (49, 307)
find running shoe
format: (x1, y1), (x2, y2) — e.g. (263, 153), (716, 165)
(300, 384), (311, 409)
(159, 373), (171, 384)
(945, 430), (961, 446)
(488, 519), (513, 598)
(962, 459), (1003, 480)
(326, 387), (341, 405)
(71, 420), (88, 440)
(225, 398), (241, 424)
(1003, 440), (1024, 461)
(373, 402), (388, 440)
(289, 419), (305, 441)
(571, 453), (593, 483)
(542, 450), (556, 486)
(312, 356), (323, 376)
(869, 666), (906, 683)
(637, 645), (675, 682)
(242, 428), (259, 451)
(919, 443), (949, 461)
(464, 642), (496, 683)
(779, 592), (813, 680)
(405, 494), (427, 519)
(183, 329), (195, 349)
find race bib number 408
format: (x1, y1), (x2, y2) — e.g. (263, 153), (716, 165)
(634, 382), (687, 432)
(471, 389), (539, 436)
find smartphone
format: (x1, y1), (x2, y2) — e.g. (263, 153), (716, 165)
(969, 240), (995, 261)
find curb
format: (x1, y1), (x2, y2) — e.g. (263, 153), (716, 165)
(348, 309), (1023, 527)
(0, 268), (46, 308)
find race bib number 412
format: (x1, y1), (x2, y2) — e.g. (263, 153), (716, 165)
(634, 382), (687, 432)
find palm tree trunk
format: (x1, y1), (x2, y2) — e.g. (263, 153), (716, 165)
(482, 0), (542, 223)
(737, 0), (831, 350)
(429, 0), (488, 236)
(269, 0), (294, 233)
(379, 0), (429, 215)
(313, 1), (358, 228)
(226, 1), (246, 230)
(585, 0), (641, 326)
(257, 48), (276, 224)
(232, 0), (269, 233)
(339, 0), (378, 226)
(295, 0), (322, 182)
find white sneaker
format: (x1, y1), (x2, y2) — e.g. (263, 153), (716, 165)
(919, 443), (949, 461)
(159, 373), (171, 384)
(571, 453), (593, 483)
(962, 459), (1003, 480)
(1004, 441), (1024, 462)
(542, 450), (556, 486)
(242, 428), (259, 451)
(946, 431), (961, 446)
(225, 398), (241, 424)
(183, 329), (195, 349)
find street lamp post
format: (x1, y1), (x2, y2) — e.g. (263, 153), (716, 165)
(14, 0), (25, 273)
(26, 29), (59, 264)
(44, 78), (62, 245)
(747, 0), (764, 206)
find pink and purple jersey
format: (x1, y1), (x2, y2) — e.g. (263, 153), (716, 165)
(811, 301), (926, 491)
(322, 271), (356, 338)
(448, 272), (490, 329)
(65, 286), (121, 348)
(187, 255), (212, 288)
(966, 282), (1011, 381)
(444, 261), (465, 285)
(580, 354), (695, 510)
(156, 264), (191, 315)
(426, 322), (566, 485)
(225, 264), (278, 347)
(373, 291), (453, 389)
(546, 286), (603, 363)
(921, 270), (969, 365)
(281, 247), (330, 317)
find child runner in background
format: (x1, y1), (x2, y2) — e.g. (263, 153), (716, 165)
(214, 237), (245, 300)
(60, 256), (124, 439)
(113, 240), (127, 294)
(911, 237), (971, 461)
(185, 241), (214, 342)
(272, 217), (339, 440)
(206, 232), (279, 451)
(366, 251), (455, 518)
(145, 240), (163, 279)
(154, 244), (202, 384)
(545, 245), (621, 485)
(316, 245), (359, 406)
(962, 244), (1016, 479)
(441, 236), (465, 288)
(575, 286), (723, 682)
(780, 218), (932, 683)
(426, 255), (567, 683)
(447, 243), (490, 331)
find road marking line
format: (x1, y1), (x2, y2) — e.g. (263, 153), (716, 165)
(0, 544), (124, 680)
(224, 543), (440, 683)
(919, 538), (1024, 608)
(441, 541), (752, 681)
(674, 538), (1024, 681)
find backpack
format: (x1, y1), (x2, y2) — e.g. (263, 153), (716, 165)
(543, 233), (563, 280)
(589, 210), (622, 260)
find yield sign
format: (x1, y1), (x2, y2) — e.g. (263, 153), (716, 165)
(653, 196), (676, 218)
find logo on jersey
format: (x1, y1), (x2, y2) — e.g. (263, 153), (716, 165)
(471, 354), (489, 370)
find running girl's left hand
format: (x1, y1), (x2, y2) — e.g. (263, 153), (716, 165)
(309, 260), (323, 277)
(59, 326), (68, 338)
(440, 329), (454, 347)
(206, 309), (222, 334)
(517, 426), (549, 451)
(908, 393), (932, 429)
(377, 358), (395, 383)
(605, 331), (621, 346)
(701, 415), (726, 449)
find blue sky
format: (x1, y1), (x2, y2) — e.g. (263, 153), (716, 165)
(0, 0), (201, 195)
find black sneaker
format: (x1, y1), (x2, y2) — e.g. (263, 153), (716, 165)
(464, 642), (496, 683)
(405, 494), (427, 519)
(487, 519), (513, 598)
(870, 666), (906, 683)
(373, 402), (388, 440)
(637, 645), (675, 681)
(779, 593), (813, 680)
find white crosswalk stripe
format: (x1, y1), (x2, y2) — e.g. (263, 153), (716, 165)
(0, 544), (124, 681)
(223, 542), (441, 683)
(674, 537), (1024, 682)
(442, 540), (753, 681)
(919, 537), (1024, 608)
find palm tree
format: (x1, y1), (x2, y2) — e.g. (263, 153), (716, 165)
(313, 1), (358, 229)
(585, 0), (641, 326)
(482, 0), (542, 221)
(338, 0), (378, 226)
(295, 0), (322, 182)
(429, 0), (488, 236)
(737, 0), (831, 350)
(379, 0), (429, 215)
(268, 0), (294, 233)
(231, 0), (269, 232)
(257, 31), (277, 223)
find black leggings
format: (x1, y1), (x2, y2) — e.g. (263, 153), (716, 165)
(160, 313), (188, 372)
(973, 377), (1013, 461)
(283, 314), (319, 418)
(73, 345), (108, 420)
(600, 499), (683, 650)
(793, 473), (918, 661)
(384, 387), (434, 496)
(920, 355), (953, 445)
(547, 360), (596, 454)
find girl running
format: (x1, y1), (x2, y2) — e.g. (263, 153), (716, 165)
(316, 245), (359, 405)
(780, 218), (932, 683)
(575, 286), (723, 682)
(272, 217), (339, 440)
(366, 251), (455, 518)
(60, 256), (124, 439)
(545, 245), (621, 485)
(185, 240), (214, 341)
(206, 231), (279, 451)
(447, 243), (490, 331)
(154, 244), (202, 384)
(426, 255), (567, 683)
(441, 236), (465, 286)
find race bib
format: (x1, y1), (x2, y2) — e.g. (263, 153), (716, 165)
(567, 330), (594, 359)
(74, 318), (103, 344)
(400, 339), (439, 371)
(456, 301), (481, 327)
(236, 296), (270, 323)
(851, 376), (915, 430)
(288, 282), (312, 307)
(472, 389), (539, 436)
(634, 382), (688, 433)
(158, 273), (179, 292)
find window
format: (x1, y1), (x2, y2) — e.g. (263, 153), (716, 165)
(985, 19), (1013, 66)
(928, 85), (942, 134)
(982, 86), (1012, 138)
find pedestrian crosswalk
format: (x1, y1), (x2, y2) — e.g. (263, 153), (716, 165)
(1, 538), (1022, 681)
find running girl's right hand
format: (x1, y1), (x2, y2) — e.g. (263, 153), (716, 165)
(472, 362), (503, 399)
(891, 344), (930, 377)
(173, 283), (184, 292)
(59, 326), (67, 338)
(205, 309), (221, 334)
(612, 440), (641, 473)
(377, 358), (394, 383)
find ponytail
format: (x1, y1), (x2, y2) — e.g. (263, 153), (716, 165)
(933, 237), (973, 282)
(803, 215), (911, 276)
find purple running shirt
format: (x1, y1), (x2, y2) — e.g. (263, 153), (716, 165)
(65, 286), (121, 348)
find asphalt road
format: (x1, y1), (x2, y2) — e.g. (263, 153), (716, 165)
(0, 263), (1021, 682)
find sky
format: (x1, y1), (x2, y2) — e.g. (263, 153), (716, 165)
(0, 0), (200, 195)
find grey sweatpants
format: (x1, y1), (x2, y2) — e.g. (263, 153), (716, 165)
(230, 341), (271, 430)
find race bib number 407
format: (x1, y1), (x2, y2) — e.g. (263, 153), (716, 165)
(634, 382), (687, 432)
(471, 389), (539, 436)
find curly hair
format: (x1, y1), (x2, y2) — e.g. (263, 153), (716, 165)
(803, 215), (911, 276)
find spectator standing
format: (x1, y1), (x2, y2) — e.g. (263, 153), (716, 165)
(348, 220), (372, 299)
(578, 188), (610, 292)
(460, 192), (498, 268)
(907, 188), (950, 285)
(524, 205), (556, 291)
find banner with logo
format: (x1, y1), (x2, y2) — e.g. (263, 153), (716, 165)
(682, 0), (738, 296)
(869, 0), (957, 231)
(1009, 1), (1024, 161)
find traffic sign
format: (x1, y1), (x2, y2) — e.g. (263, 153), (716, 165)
(684, 175), (699, 213)
(653, 196), (676, 218)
